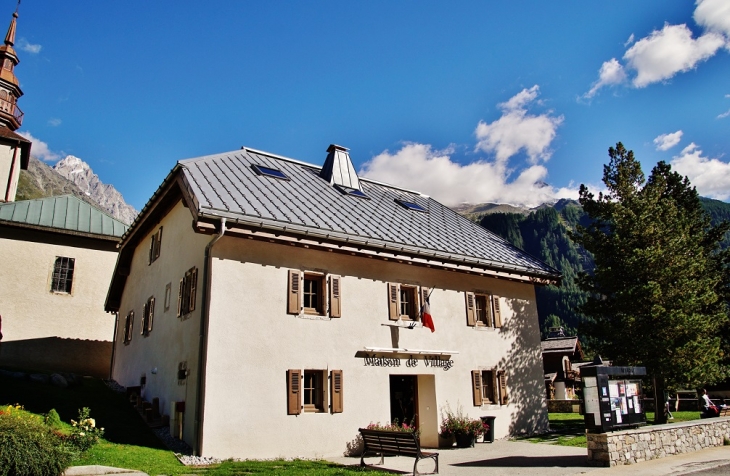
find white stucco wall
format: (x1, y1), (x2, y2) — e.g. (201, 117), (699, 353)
(199, 237), (548, 459)
(0, 229), (118, 376)
(0, 143), (21, 202)
(111, 200), (210, 446)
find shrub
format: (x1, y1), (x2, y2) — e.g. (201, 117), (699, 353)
(0, 405), (76, 476)
(439, 403), (487, 438)
(366, 418), (418, 434)
(44, 409), (61, 429)
(68, 407), (104, 452)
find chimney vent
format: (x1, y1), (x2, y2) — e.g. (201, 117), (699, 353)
(320, 144), (360, 190)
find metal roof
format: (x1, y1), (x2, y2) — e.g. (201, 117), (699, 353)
(178, 146), (560, 279)
(0, 195), (128, 238)
(541, 336), (580, 354)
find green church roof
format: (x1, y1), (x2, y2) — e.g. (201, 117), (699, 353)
(0, 195), (128, 238)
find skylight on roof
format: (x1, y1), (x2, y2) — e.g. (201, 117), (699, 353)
(252, 164), (289, 180)
(335, 184), (369, 199)
(395, 199), (427, 212)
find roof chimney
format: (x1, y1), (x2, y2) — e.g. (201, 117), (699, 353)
(320, 144), (361, 190)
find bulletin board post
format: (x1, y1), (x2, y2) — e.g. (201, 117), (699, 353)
(581, 365), (647, 433)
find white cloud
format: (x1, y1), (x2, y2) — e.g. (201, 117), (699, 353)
(624, 23), (724, 87)
(624, 33), (636, 47)
(653, 130), (683, 151)
(584, 58), (627, 99)
(17, 38), (41, 54)
(47, 118), (62, 127)
(474, 85), (563, 164)
(17, 131), (60, 162)
(718, 109), (730, 119)
(694, 0), (730, 39)
(671, 143), (730, 200)
(359, 143), (577, 208)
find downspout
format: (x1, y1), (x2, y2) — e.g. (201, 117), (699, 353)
(194, 217), (226, 456)
(109, 312), (119, 380)
(4, 142), (19, 202)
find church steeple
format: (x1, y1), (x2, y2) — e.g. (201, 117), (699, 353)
(0, 7), (23, 131)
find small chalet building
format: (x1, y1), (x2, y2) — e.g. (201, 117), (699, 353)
(541, 327), (585, 400)
(0, 195), (127, 376)
(106, 144), (561, 458)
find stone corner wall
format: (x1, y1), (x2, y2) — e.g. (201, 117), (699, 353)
(587, 418), (730, 467)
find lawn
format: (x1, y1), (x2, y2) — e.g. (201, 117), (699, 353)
(520, 411), (703, 448)
(0, 372), (379, 476)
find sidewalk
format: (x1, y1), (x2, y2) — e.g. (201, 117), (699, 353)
(64, 466), (148, 476)
(327, 440), (730, 476)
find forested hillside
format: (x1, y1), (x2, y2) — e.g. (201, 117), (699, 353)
(474, 198), (730, 342)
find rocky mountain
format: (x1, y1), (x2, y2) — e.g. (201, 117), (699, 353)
(53, 156), (137, 225)
(15, 155), (137, 225)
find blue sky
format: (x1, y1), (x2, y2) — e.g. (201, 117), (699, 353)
(10, 0), (730, 210)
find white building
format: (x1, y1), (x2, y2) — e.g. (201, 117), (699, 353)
(105, 144), (560, 458)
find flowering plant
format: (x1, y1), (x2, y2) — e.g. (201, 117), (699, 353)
(366, 417), (419, 435)
(439, 404), (487, 438)
(69, 407), (104, 451)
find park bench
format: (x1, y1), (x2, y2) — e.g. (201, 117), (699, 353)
(359, 428), (439, 475)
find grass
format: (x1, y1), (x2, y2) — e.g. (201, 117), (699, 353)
(0, 372), (379, 475)
(519, 411), (703, 448)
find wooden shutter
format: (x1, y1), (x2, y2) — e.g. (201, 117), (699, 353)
(419, 287), (429, 321)
(387, 283), (400, 320)
(492, 295), (502, 328)
(155, 227), (162, 259)
(287, 369), (302, 415)
(498, 370), (508, 405)
(330, 370), (343, 413)
(492, 368), (500, 404)
(189, 268), (198, 312)
(141, 302), (147, 335)
(471, 370), (483, 406)
(465, 292), (476, 327)
(148, 297), (155, 332)
(329, 275), (341, 318)
(320, 370), (328, 413)
(177, 279), (184, 317)
(288, 270), (302, 314)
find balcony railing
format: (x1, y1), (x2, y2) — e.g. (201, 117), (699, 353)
(0, 97), (23, 126)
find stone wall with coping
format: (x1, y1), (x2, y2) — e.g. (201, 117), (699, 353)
(547, 399), (581, 413)
(587, 418), (730, 467)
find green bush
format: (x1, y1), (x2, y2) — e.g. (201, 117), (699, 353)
(68, 407), (104, 452)
(44, 409), (61, 429)
(0, 405), (76, 476)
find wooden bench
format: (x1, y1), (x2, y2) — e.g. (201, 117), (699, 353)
(359, 428), (438, 475)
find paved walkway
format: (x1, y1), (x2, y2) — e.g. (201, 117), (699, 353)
(64, 466), (147, 476)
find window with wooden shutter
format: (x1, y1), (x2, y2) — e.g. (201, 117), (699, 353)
(147, 297), (155, 334)
(287, 270), (302, 314)
(491, 368), (500, 403)
(471, 370), (483, 406)
(387, 283), (400, 320)
(399, 285), (419, 320)
(123, 311), (134, 344)
(141, 301), (148, 335)
(330, 370), (343, 413)
(287, 369), (302, 415)
(177, 279), (183, 318)
(420, 287), (430, 320)
(465, 292), (476, 326)
(492, 295), (502, 328)
(329, 275), (341, 318)
(155, 227), (163, 260)
(189, 268), (198, 312)
(498, 370), (508, 405)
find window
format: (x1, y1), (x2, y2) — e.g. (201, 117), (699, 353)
(123, 311), (134, 344)
(472, 369), (508, 406)
(177, 267), (198, 318)
(387, 283), (429, 321)
(287, 369), (343, 415)
(148, 227), (163, 264)
(287, 270), (341, 318)
(164, 283), (172, 311)
(141, 296), (155, 336)
(395, 198), (427, 212)
(334, 184), (369, 199)
(252, 164), (289, 180)
(465, 292), (502, 328)
(51, 257), (75, 294)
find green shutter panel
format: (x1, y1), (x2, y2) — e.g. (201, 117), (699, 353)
(388, 283), (400, 320)
(465, 292), (476, 327)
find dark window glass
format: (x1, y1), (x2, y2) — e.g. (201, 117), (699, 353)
(252, 164), (289, 180)
(395, 199), (427, 212)
(51, 257), (75, 293)
(303, 275), (322, 313)
(335, 184), (369, 199)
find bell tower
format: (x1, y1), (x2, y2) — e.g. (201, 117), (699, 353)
(0, 8), (23, 131)
(0, 4), (30, 203)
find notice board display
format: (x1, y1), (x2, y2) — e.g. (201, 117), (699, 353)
(581, 365), (647, 433)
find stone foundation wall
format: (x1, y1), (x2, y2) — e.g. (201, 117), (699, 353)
(587, 418), (730, 467)
(548, 399), (582, 413)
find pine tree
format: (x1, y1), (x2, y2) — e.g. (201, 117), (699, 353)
(572, 143), (730, 423)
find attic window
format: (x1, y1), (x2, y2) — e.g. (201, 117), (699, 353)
(252, 164), (289, 180)
(335, 184), (369, 199)
(395, 199), (427, 213)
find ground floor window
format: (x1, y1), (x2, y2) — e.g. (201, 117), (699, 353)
(472, 369), (508, 406)
(51, 256), (75, 294)
(287, 369), (343, 415)
(303, 370), (326, 412)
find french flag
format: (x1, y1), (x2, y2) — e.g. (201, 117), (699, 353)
(421, 298), (435, 333)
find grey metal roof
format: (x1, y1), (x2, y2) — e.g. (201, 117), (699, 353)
(0, 195), (128, 238)
(541, 337), (579, 354)
(178, 147), (560, 278)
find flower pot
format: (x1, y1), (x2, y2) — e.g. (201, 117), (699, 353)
(454, 432), (475, 448)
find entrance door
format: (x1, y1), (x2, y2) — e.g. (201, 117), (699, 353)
(390, 375), (418, 428)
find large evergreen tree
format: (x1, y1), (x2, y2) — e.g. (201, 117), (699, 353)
(572, 143), (730, 423)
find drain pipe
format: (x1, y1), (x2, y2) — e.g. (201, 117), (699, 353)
(194, 217), (226, 456)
